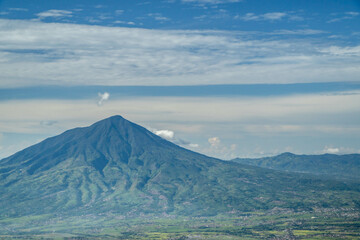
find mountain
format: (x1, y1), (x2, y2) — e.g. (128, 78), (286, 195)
(232, 152), (360, 181)
(0, 116), (359, 220)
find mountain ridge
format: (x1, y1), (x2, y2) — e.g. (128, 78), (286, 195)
(232, 152), (360, 181)
(0, 115), (359, 219)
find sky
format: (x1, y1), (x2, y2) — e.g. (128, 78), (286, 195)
(0, 0), (359, 159)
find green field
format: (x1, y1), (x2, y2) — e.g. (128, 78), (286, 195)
(1, 208), (359, 239)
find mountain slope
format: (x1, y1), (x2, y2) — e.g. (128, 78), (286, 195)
(0, 116), (359, 219)
(232, 152), (360, 181)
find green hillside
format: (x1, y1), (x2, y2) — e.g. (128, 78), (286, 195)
(0, 116), (359, 237)
(232, 152), (360, 181)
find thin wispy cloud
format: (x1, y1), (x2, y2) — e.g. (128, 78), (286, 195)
(37, 10), (73, 19)
(148, 13), (170, 21)
(319, 45), (360, 56)
(115, 10), (124, 15)
(40, 120), (58, 126)
(114, 20), (136, 25)
(262, 12), (287, 21)
(272, 29), (326, 35)
(8, 8), (28, 12)
(328, 12), (359, 23)
(182, 0), (241, 4)
(237, 11), (304, 22)
(0, 19), (359, 87)
(346, 12), (360, 16)
(240, 12), (288, 21)
(94, 5), (106, 9)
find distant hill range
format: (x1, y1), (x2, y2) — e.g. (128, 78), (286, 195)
(232, 152), (360, 181)
(0, 116), (359, 219)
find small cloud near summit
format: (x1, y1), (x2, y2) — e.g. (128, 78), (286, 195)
(154, 129), (175, 140)
(151, 128), (199, 148)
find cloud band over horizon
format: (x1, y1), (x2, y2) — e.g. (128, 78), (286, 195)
(0, 89), (359, 159)
(0, 19), (359, 87)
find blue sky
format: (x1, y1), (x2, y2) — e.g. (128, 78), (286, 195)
(0, 0), (359, 159)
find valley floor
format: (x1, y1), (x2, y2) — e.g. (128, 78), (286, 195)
(0, 208), (359, 239)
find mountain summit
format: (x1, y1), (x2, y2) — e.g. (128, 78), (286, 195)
(0, 115), (359, 218)
(2, 115), (189, 176)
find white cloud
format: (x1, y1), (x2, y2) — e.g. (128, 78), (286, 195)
(272, 29), (326, 35)
(320, 146), (360, 155)
(241, 13), (259, 21)
(204, 137), (240, 159)
(241, 12), (288, 21)
(154, 129), (175, 140)
(208, 137), (220, 147)
(98, 92), (110, 106)
(114, 20), (136, 25)
(152, 128), (199, 148)
(0, 19), (359, 87)
(189, 143), (200, 148)
(36, 10), (73, 19)
(319, 45), (360, 56)
(327, 12), (359, 23)
(148, 13), (170, 21)
(262, 12), (287, 21)
(346, 12), (359, 16)
(323, 147), (340, 154)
